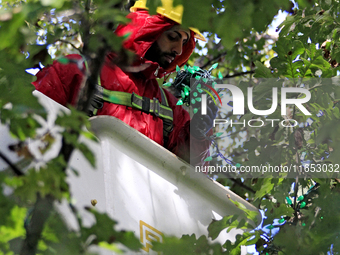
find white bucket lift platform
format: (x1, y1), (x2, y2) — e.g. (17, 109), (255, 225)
(0, 92), (261, 254)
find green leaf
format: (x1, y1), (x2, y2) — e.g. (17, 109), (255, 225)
(254, 178), (274, 200)
(77, 143), (96, 168)
(40, 0), (65, 8)
(254, 60), (274, 78)
(0, 206), (26, 245)
(81, 209), (142, 251)
(208, 215), (237, 240)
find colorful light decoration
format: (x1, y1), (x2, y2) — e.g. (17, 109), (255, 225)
(170, 64), (222, 107)
(165, 64), (240, 168)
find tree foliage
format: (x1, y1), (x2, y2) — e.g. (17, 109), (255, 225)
(1, 0), (340, 254)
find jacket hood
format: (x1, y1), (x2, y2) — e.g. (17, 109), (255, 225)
(115, 10), (196, 76)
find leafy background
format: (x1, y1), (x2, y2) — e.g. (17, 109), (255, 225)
(1, 0), (340, 254)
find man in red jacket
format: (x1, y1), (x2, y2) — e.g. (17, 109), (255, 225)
(33, 5), (216, 166)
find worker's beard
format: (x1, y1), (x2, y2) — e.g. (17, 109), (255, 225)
(144, 42), (176, 69)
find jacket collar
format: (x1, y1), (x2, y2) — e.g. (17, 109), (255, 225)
(137, 58), (166, 79)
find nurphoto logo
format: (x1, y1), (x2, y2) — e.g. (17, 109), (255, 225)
(200, 83), (311, 128)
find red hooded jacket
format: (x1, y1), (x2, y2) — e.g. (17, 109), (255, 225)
(33, 11), (210, 165)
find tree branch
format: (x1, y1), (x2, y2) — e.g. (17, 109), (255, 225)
(20, 195), (54, 255)
(20, 1), (111, 253)
(200, 52), (227, 69)
(0, 150), (24, 176)
(221, 174), (271, 199)
(229, 177), (256, 194)
(55, 39), (81, 53)
(224, 70), (255, 78)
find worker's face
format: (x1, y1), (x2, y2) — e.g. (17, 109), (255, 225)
(144, 26), (190, 69)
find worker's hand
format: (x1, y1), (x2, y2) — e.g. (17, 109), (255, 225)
(191, 99), (218, 138)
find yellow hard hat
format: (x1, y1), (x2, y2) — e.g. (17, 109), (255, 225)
(130, 0), (206, 42)
(129, 0), (148, 12)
